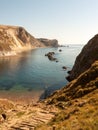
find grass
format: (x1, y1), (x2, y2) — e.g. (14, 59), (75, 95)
(16, 111), (25, 118)
(36, 95), (98, 129)
(36, 61), (98, 130)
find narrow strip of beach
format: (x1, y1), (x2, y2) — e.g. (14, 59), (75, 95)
(0, 90), (44, 105)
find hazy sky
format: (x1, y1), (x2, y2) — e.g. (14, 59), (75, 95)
(0, 0), (98, 44)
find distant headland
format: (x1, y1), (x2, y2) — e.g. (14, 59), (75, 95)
(0, 25), (59, 56)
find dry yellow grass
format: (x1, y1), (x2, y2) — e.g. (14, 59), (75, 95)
(36, 61), (98, 130)
(36, 89), (98, 130)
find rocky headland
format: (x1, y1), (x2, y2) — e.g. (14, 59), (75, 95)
(37, 38), (59, 47)
(0, 25), (59, 57)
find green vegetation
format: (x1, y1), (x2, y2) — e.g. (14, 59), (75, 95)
(16, 111), (25, 118)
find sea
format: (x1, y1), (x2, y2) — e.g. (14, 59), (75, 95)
(0, 45), (84, 101)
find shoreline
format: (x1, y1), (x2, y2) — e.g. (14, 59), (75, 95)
(0, 46), (59, 104)
(0, 46), (39, 57)
(0, 90), (44, 105)
(0, 46), (59, 57)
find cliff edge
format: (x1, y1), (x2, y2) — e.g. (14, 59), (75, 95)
(67, 34), (98, 81)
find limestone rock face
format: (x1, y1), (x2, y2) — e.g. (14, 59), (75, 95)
(0, 25), (45, 56)
(37, 38), (59, 47)
(67, 34), (98, 81)
(0, 25), (59, 56)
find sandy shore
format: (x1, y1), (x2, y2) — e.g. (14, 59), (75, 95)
(0, 90), (44, 105)
(0, 45), (48, 57)
(0, 46), (39, 57)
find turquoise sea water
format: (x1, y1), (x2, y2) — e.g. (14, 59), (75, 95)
(0, 45), (83, 97)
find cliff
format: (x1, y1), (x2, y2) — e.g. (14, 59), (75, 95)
(38, 60), (98, 130)
(0, 25), (45, 56)
(36, 35), (98, 129)
(67, 34), (98, 81)
(37, 38), (59, 47)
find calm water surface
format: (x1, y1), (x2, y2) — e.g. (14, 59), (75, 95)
(0, 45), (83, 98)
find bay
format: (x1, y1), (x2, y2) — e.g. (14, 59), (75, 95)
(0, 45), (83, 101)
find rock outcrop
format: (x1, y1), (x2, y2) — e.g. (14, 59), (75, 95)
(45, 52), (57, 61)
(37, 38), (59, 47)
(67, 34), (98, 81)
(0, 25), (45, 56)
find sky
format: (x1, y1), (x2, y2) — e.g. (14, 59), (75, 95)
(0, 0), (98, 44)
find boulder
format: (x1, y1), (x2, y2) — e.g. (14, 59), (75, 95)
(45, 52), (57, 61)
(59, 49), (62, 52)
(67, 70), (71, 74)
(45, 52), (55, 56)
(2, 113), (6, 120)
(0, 115), (4, 122)
(62, 66), (67, 70)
